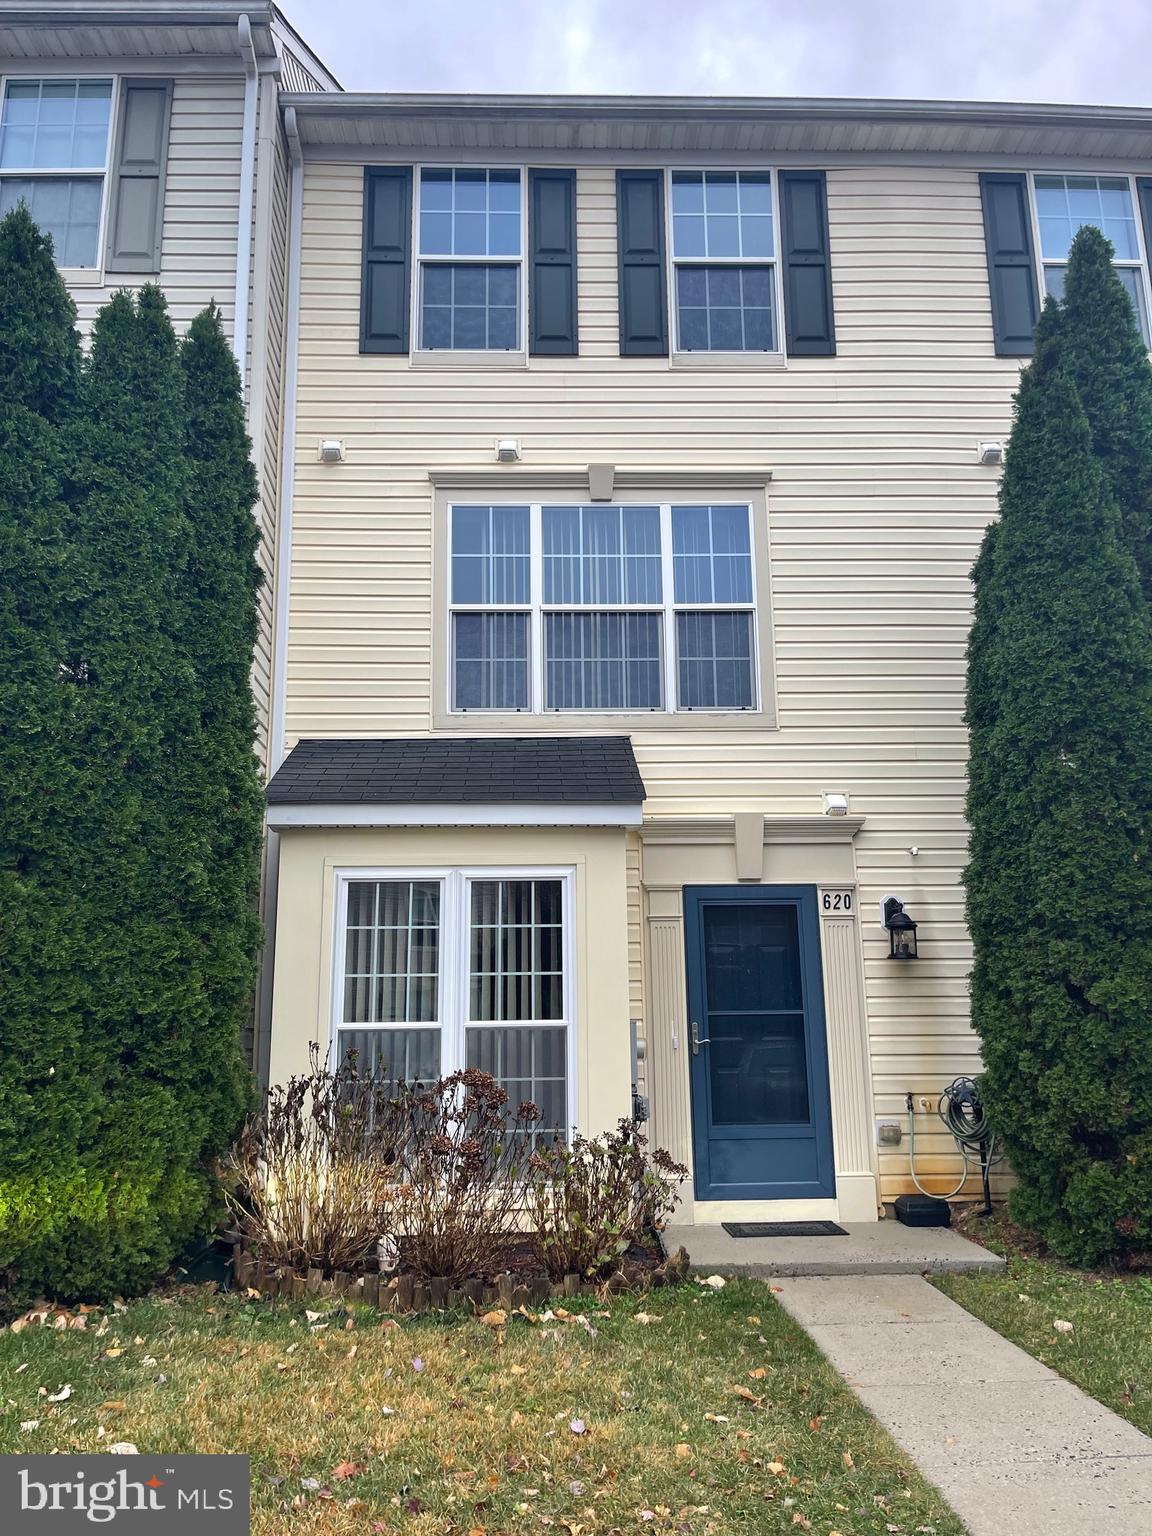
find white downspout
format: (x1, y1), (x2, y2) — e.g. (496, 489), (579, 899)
(255, 104), (303, 1088)
(269, 104), (303, 774)
(233, 13), (259, 387)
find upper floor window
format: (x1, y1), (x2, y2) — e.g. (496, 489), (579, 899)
(416, 167), (524, 351)
(0, 77), (113, 267)
(669, 170), (779, 353)
(1031, 173), (1151, 343)
(448, 500), (761, 715)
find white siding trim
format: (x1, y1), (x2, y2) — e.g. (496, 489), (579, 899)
(232, 12), (258, 382)
(268, 802), (643, 829)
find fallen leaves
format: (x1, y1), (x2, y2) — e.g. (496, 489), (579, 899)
(45, 1384), (72, 1403)
(674, 1443), (691, 1458)
(569, 1418), (587, 1436)
(1053, 1318), (1074, 1334)
(330, 1460), (362, 1481)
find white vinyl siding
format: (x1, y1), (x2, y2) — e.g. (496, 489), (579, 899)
(289, 159), (1026, 1202)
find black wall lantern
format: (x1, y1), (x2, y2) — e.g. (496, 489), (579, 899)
(882, 896), (919, 960)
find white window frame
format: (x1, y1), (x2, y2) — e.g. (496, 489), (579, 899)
(331, 866), (577, 1130)
(664, 165), (787, 364)
(446, 497), (764, 717)
(410, 162), (529, 365)
(1025, 170), (1152, 344)
(0, 72), (119, 282)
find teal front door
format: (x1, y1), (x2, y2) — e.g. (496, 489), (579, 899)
(684, 886), (835, 1202)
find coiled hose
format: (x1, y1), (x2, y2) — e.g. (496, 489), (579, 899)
(906, 1077), (1005, 1209)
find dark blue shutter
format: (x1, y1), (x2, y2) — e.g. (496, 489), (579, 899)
(1138, 179), (1152, 289)
(617, 170), (667, 356)
(360, 167), (412, 355)
(778, 170), (836, 357)
(979, 172), (1040, 358)
(529, 168), (577, 356)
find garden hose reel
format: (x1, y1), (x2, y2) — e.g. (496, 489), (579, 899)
(906, 1076), (1004, 1214)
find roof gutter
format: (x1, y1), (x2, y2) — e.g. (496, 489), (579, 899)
(279, 90), (1152, 133)
(232, 12), (259, 384)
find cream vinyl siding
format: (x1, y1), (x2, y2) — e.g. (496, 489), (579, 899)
(287, 158), (1023, 1202)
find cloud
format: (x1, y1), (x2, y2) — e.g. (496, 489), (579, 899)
(287, 0), (1152, 105)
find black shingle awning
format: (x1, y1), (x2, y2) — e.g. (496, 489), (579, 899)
(266, 736), (646, 811)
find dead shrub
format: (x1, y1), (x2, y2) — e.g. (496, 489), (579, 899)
(386, 1069), (541, 1286)
(525, 1120), (687, 1282)
(222, 1044), (400, 1276)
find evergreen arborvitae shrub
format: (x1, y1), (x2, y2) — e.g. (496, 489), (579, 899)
(964, 299), (1152, 1266)
(1061, 224), (1152, 599)
(0, 209), (103, 1291)
(2, 278), (260, 1306)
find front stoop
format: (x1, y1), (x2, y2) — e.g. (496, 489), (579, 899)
(662, 1220), (1005, 1275)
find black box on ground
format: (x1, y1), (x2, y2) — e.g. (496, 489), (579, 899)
(893, 1193), (952, 1227)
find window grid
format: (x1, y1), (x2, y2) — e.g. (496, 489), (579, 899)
(0, 75), (116, 270)
(667, 168), (782, 355)
(449, 501), (760, 715)
(335, 870), (573, 1137)
(1027, 172), (1152, 346)
(414, 165), (527, 353)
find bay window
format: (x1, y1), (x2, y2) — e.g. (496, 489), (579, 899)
(337, 869), (572, 1136)
(448, 499), (761, 715)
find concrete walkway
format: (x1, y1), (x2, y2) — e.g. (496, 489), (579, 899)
(773, 1275), (1152, 1536)
(665, 1220), (1003, 1275)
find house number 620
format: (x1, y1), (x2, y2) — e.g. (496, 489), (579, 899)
(821, 891), (854, 913)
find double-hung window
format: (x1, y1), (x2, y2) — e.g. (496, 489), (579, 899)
(416, 167), (524, 351)
(0, 77), (113, 268)
(669, 170), (781, 354)
(337, 869), (572, 1136)
(448, 499), (761, 714)
(1030, 173), (1151, 344)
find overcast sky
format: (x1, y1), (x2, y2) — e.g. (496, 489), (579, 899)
(284, 0), (1152, 106)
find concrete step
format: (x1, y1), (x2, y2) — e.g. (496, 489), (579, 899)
(663, 1219), (1005, 1275)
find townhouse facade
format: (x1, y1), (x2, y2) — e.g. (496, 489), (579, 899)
(9, 4), (1152, 1225)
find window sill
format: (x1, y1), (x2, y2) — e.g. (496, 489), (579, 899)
(670, 351), (787, 369)
(433, 709), (777, 734)
(411, 350), (529, 370)
(58, 267), (105, 287)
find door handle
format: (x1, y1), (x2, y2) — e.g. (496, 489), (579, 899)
(691, 1020), (708, 1055)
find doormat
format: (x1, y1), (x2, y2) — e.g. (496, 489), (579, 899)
(721, 1221), (848, 1238)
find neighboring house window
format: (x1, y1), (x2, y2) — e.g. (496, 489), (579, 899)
(337, 870), (571, 1135)
(416, 167), (524, 351)
(669, 170), (780, 353)
(0, 77), (113, 267)
(449, 500), (760, 714)
(1031, 173), (1151, 343)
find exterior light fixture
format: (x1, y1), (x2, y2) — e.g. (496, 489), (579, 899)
(318, 439), (345, 464)
(882, 895), (919, 960)
(495, 438), (521, 462)
(978, 441), (1003, 465)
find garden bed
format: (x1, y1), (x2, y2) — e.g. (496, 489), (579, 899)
(230, 1236), (690, 1312)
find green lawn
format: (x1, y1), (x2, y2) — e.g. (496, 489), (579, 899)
(0, 1277), (964, 1536)
(932, 1213), (1152, 1436)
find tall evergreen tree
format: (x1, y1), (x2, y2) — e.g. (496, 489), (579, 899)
(176, 304), (262, 1151)
(965, 299), (1152, 1266)
(3, 282), (260, 1304)
(1060, 224), (1152, 600)
(0, 208), (97, 1284)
